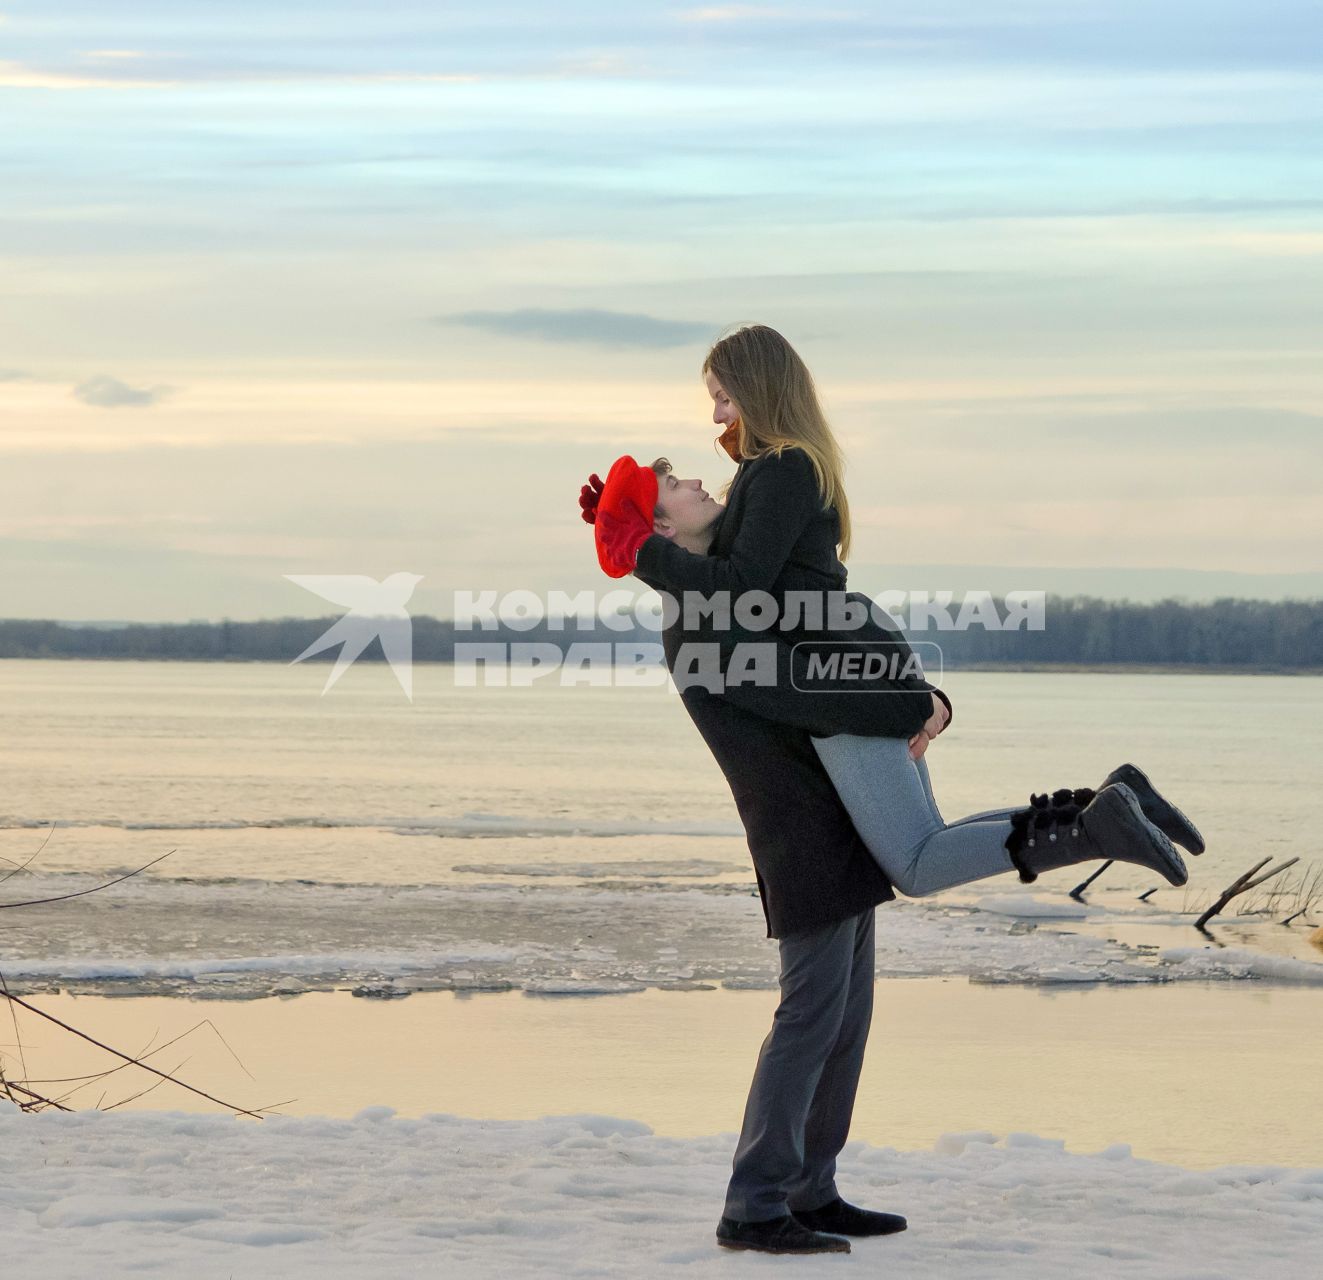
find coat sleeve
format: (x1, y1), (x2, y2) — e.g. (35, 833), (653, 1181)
(634, 448), (819, 598)
(714, 649), (937, 738)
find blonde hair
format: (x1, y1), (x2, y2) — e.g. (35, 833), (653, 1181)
(702, 324), (853, 561)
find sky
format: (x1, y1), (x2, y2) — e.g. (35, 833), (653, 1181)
(1, 1), (1321, 621)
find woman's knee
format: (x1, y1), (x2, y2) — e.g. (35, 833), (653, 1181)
(885, 846), (942, 898)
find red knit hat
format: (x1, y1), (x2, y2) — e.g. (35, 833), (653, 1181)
(594, 455), (658, 578)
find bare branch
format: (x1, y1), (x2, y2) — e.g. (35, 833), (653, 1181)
(0, 823), (57, 888)
(1196, 857), (1301, 933)
(100, 1057), (191, 1111)
(1069, 860), (1113, 901)
(22, 1017), (253, 1087)
(22, 1027), (165, 1087)
(0, 848), (177, 910)
(1, 829), (268, 1119)
(0, 990), (269, 1119)
(1, 1077), (72, 1112)
(0, 969), (31, 1087)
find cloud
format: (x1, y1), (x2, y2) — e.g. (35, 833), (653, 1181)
(675, 5), (872, 21)
(72, 375), (173, 408)
(1192, 230), (1323, 256)
(436, 307), (715, 349)
(0, 57), (177, 89)
(676, 5), (789, 19)
(0, 368), (31, 381)
(5, 2), (1321, 99)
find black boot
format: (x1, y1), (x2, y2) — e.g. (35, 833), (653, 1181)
(792, 1197), (908, 1237)
(1101, 763), (1205, 855)
(716, 1213), (850, 1254)
(1005, 783), (1188, 887)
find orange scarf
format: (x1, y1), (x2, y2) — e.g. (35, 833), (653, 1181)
(716, 420), (743, 463)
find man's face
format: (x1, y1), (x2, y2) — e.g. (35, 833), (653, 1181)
(654, 470), (723, 540)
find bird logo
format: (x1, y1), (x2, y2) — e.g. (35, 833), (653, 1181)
(285, 573), (423, 699)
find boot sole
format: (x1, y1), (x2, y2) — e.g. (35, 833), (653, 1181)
(1094, 784), (1189, 887)
(717, 1237), (851, 1254)
(1105, 763), (1205, 855)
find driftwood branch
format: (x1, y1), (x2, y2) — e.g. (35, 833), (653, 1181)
(1196, 856), (1301, 933)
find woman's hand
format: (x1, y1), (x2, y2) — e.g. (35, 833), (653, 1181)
(908, 696), (949, 760)
(578, 473), (605, 524)
(926, 696), (950, 738)
(595, 499), (654, 569)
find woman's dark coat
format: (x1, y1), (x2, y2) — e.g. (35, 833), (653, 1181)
(634, 446), (950, 939)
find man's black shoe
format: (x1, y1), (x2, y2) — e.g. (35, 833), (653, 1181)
(791, 1197), (908, 1237)
(715, 1213), (850, 1254)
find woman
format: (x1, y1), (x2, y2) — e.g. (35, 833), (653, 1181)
(580, 324), (1201, 1255)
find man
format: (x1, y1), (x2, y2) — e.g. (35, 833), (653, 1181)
(581, 455), (947, 1254)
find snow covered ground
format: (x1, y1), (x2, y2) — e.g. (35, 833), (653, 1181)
(3, 1105), (1320, 1279)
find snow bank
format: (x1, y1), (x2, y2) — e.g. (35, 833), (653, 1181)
(2, 1107), (1319, 1278)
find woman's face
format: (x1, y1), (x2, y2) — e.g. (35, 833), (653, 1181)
(704, 369), (740, 429)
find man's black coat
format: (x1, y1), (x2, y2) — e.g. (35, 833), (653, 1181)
(634, 446), (950, 939)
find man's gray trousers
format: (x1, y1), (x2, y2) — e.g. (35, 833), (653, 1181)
(723, 905), (876, 1223)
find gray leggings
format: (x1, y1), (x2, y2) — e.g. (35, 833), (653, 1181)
(811, 734), (1023, 897)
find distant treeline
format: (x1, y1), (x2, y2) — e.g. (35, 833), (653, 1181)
(924, 596), (1323, 670)
(1, 596), (1321, 670)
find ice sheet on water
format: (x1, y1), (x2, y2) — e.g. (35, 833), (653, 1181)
(2, 872), (1319, 999)
(451, 859), (745, 878)
(971, 893), (1093, 919)
(0, 811), (744, 839)
(1158, 945), (1323, 984)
